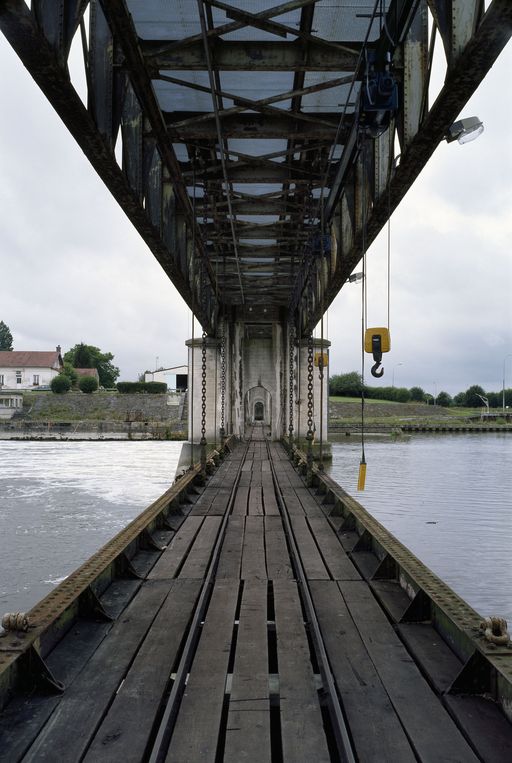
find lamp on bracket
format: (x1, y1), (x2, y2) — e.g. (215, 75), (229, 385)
(445, 116), (484, 144)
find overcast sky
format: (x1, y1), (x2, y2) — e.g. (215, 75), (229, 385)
(0, 32), (510, 397)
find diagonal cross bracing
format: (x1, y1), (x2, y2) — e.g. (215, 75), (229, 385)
(0, 0), (510, 334)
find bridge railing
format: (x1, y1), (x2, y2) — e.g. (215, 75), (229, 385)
(286, 440), (512, 723)
(0, 436), (236, 709)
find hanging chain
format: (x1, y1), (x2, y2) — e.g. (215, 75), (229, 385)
(200, 182), (208, 476)
(220, 315), (226, 445)
(288, 320), (295, 447)
(306, 274), (315, 486)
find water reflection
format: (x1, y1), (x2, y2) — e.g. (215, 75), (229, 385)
(328, 433), (512, 619)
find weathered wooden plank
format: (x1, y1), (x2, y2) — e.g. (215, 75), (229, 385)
(289, 516), (329, 579)
(238, 472), (252, 487)
(178, 517), (222, 579)
(166, 580), (239, 763)
(241, 517), (267, 580)
(190, 486), (222, 515)
(280, 487), (305, 516)
(396, 623), (462, 694)
(293, 487), (324, 517)
(265, 517), (294, 579)
(216, 517), (245, 579)
(83, 579), (201, 762)
(273, 580), (330, 763)
(307, 517), (361, 580)
(224, 580), (271, 763)
(248, 486), (264, 515)
(0, 620), (112, 761)
(444, 695), (512, 763)
(22, 580), (179, 762)
(338, 580), (480, 762)
(209, 488), (232, 515)
(149, 516), (204, 580)
(310, 580), (415, 762)
(232, 485), (249, 515)
(262, 484), (280, 515)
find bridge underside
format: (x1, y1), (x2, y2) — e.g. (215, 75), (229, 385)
(1, 0), (511, 336)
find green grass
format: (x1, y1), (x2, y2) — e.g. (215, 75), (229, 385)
(329, 396), (401, 405)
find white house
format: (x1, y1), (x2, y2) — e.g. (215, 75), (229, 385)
(0, 392), (23, 419)
(144, 365), (188, 391)
(0, 346), (63, 389)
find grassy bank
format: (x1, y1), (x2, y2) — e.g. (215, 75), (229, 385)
(329, 398), (511, 429)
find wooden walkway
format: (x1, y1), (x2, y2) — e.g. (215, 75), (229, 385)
(0, 432), (510, 762)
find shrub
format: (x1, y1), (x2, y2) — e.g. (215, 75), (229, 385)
(51, 374), (71, 394)
(117, 381), (168, 394)
(79, 376), (99, 393)
(145, 381), (167, 394)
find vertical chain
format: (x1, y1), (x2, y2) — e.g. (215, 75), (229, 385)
(200, 182), (208, 476)
(220, 315), (226, 445)
(288, 319), (295, 447)
(306, 274), (315, 486)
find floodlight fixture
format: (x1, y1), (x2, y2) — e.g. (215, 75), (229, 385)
(347, 272), (364, 283)
(445, 116), (484, 144)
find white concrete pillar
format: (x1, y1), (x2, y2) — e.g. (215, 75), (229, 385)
(294, 337), (330, 443)
(186, 336), (220, 443)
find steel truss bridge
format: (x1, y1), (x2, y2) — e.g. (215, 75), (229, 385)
(1, 4), (512, 760)
(1, 0), (510, 338)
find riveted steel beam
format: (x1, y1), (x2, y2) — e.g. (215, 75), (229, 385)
(142, 39), (361, 72)
(165, 112), (345, 140)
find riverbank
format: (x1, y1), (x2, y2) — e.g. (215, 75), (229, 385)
(329, 397), (512, 434)
(1, 393), (509, 439)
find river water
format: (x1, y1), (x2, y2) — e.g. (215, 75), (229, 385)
(0, 441), (183, 612)
(0, 435), (510, 620)
(328, 432), (512, 620)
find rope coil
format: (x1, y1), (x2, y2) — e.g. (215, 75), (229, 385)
(2, 612), (29, 632)
(480, 616), (509, 645)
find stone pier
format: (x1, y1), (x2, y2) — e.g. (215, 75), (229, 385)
(187, 322), (330, 449)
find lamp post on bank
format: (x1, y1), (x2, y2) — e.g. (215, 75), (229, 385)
(503, 354), (512, 413)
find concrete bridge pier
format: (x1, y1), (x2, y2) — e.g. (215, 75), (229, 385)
(187, 323), (330, 447)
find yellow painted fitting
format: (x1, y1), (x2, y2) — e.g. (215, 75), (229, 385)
(364, 327), (391, 353)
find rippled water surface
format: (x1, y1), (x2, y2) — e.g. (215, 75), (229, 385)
(1, 435), (510, 621)
(328, 433), (512, 619)
(0, 441), (183, 611)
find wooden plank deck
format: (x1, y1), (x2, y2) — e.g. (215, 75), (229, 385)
(1, 437), (510, 762)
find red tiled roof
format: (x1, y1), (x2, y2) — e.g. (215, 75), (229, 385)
(75, 368), (99, 379)
(0, 351), (62, 369)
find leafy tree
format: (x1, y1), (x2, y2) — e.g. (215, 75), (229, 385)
(64, 343), (120, 388)
(329, 372), (363, 397)
(463, 384), (487, 408)
(79, 376), (98, 393)
(394, 387), (411, 403)
(51, 374), (71, 394)
(409, 386), (425, 402)
(453, 391), (466, 407)
(436, 391), (452, 407)
(0, 321), (13, 351)
(73, 342), (93, 368)
(61, 362), (78, 385)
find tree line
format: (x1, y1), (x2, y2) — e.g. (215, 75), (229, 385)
(329, 372), (512, 408)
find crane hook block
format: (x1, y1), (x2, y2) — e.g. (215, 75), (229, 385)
(364, 328), (390, 378)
